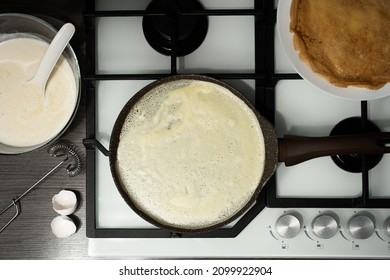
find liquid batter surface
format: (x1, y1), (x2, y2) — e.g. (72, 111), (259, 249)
(0, 36), (77, 147)
(116, 80), (265, 230)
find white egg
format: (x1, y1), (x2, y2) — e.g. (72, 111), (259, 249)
(52, 189), (77, 215)
(51, 215), (77, 238)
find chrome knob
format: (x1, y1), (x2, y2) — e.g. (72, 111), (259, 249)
(348, 215), (375, 239)
(276, 214), (301, 238)
(312, 214), (338, 239)
(383, 218), (390, 237)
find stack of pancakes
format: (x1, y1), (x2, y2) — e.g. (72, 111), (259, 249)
(290, 0), (390, 89)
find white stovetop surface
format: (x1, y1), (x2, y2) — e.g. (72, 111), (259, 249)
(89, 0), (390, 258)
(89, 206), (390, 258)
(90, 78), (390, 258)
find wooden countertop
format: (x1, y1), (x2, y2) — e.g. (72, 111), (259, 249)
(0, 98), (89, 260)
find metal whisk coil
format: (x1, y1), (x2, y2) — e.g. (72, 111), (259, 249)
(48, 140), (83, 177)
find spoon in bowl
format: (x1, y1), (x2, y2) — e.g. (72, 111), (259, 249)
(27, 23), (75, 104)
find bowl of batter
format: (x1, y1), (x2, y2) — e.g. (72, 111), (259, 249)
(0, 13), (81, 154)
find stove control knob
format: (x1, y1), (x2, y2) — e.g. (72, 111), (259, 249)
(348, 215), (375, 239)
(276, 214), (301, 238)
(383, 218), (390, 237)
(312, 214), (338, 239)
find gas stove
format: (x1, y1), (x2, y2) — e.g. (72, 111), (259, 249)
(83, 0), (390, 258)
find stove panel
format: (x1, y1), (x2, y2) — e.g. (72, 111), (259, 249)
(84, 0), (390, 258)
(89, 207), (390, 258)
(178, 16), (255, 73)
(275, 80), (362, 198)
(369, 98), (390, 198)
(96, 17), (170, 74)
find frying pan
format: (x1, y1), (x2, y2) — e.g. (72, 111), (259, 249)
(109, 74), (390, 233)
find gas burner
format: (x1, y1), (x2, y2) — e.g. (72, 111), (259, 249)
(329, 117), (383, 173)
(142, 0), (208, 56)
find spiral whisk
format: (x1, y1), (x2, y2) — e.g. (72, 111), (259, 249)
(47, 140), (83, 177)
(0, 140), (83, 233)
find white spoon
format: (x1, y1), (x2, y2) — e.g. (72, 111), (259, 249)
(27, 23), (75, 101)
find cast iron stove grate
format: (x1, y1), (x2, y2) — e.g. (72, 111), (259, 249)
(82, 0), (390, 238)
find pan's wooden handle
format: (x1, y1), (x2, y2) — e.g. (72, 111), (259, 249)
(278, 132), (390, 166)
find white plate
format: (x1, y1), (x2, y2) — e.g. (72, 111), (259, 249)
(276, 0), (390, 101)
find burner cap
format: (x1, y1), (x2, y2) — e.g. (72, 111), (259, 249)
(142, 0), (208, 56)
(329, 117), (383, 173)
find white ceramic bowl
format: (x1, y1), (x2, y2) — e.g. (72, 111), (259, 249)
(0, 13), (81, 154)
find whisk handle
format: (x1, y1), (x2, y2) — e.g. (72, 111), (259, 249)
(14, 158), (67, 203)
(0, 200), (20, 233)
